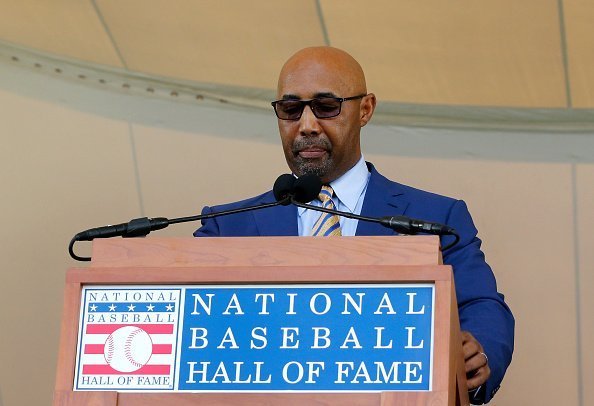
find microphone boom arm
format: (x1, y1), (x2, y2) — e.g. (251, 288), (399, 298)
(290, 197), (460, 251)
(69, 196), (290, 262)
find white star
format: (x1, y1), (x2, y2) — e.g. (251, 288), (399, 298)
(127, 304), (136, 311)
(166, 304), (174, 311)
(89, 304), (98, 312)
(146, 304), (155, 311)
(108, 304), (117, 312)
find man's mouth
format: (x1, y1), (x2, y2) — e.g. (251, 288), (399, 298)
(297, 147), (327, 159)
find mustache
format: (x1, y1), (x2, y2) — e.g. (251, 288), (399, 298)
(291, 137), (332, 154)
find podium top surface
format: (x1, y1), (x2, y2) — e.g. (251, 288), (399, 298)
(89, 236), (442, 268)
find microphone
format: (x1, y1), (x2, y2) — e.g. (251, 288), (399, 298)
(69, 174), (298, 261)
(273, 174), (322, 204)
(273, 174), (296, 204)
(288, 175), (460, 249)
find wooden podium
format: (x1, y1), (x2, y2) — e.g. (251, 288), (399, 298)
(54, 236), (469, 406)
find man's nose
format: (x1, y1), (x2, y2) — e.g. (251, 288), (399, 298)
(299, 105), (321, 136)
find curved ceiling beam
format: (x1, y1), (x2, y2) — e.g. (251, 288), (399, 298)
(1, 40), (593, 132)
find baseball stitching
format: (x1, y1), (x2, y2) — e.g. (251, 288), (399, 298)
(124, 328), (146, 369)
(104, 337), (115, 363)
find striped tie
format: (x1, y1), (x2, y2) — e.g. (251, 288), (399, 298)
(311, 185), (342, 236)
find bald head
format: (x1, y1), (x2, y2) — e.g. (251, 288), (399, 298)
(274, 46), (376, 183)
(277, 47), (367, 98)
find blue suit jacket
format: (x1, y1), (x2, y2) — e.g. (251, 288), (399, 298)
(194, 163), (514, 403)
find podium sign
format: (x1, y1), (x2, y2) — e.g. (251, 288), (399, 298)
(74, 284), (435, 393)
(55, 236), (469, 405)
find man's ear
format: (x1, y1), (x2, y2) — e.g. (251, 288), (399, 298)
(360, 93), (377, 127)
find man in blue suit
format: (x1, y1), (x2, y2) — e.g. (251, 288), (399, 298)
(195, 46), (513, 403)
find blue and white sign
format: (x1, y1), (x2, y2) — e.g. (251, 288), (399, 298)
(75, 284), (434, 392)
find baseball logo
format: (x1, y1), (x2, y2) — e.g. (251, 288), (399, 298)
(104, 326), (153, 373)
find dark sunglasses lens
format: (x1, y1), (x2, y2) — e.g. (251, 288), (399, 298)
(275, 100), (304, 120)
(311, 98), (341, 118)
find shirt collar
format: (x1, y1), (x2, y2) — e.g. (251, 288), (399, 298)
(297, 156), (369, 215)
(330, 156), (369, 213)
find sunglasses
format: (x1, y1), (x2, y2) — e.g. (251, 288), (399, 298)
(271, 94), (367, 120)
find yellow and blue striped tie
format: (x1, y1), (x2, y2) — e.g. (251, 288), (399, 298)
(311, 185), (342, 236)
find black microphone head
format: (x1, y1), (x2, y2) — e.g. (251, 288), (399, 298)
(273, 174), (296, 205)
(293, 174), (322, 203)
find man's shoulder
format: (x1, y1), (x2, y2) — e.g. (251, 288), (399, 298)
(195, 189), (281, 237)
(368, 163), (459, 206)
(205, 190), (275, 212)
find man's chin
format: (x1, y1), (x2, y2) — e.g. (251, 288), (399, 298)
(291, 158), (331, 178)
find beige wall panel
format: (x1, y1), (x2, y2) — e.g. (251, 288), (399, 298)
(564, 0), (594, 107)
(96, 0), (325, 89)
(322, 0), (567, 107)
(0, 0), (123, 67)
(0, 90), (140, 405)
(365, 155), (578, 405)
(132, 123), (289, 237)
(577, 164), (594, 406)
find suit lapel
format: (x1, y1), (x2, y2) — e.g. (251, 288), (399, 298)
(356, 164), (409, 236)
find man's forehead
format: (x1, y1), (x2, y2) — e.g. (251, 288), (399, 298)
(277, 50), (364, 98)
(277, 67), (350, 98)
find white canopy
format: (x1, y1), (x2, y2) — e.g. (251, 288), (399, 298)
(1, 0), (592, 130)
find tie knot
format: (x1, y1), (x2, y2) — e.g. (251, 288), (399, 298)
(318, 185), (334, 203)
